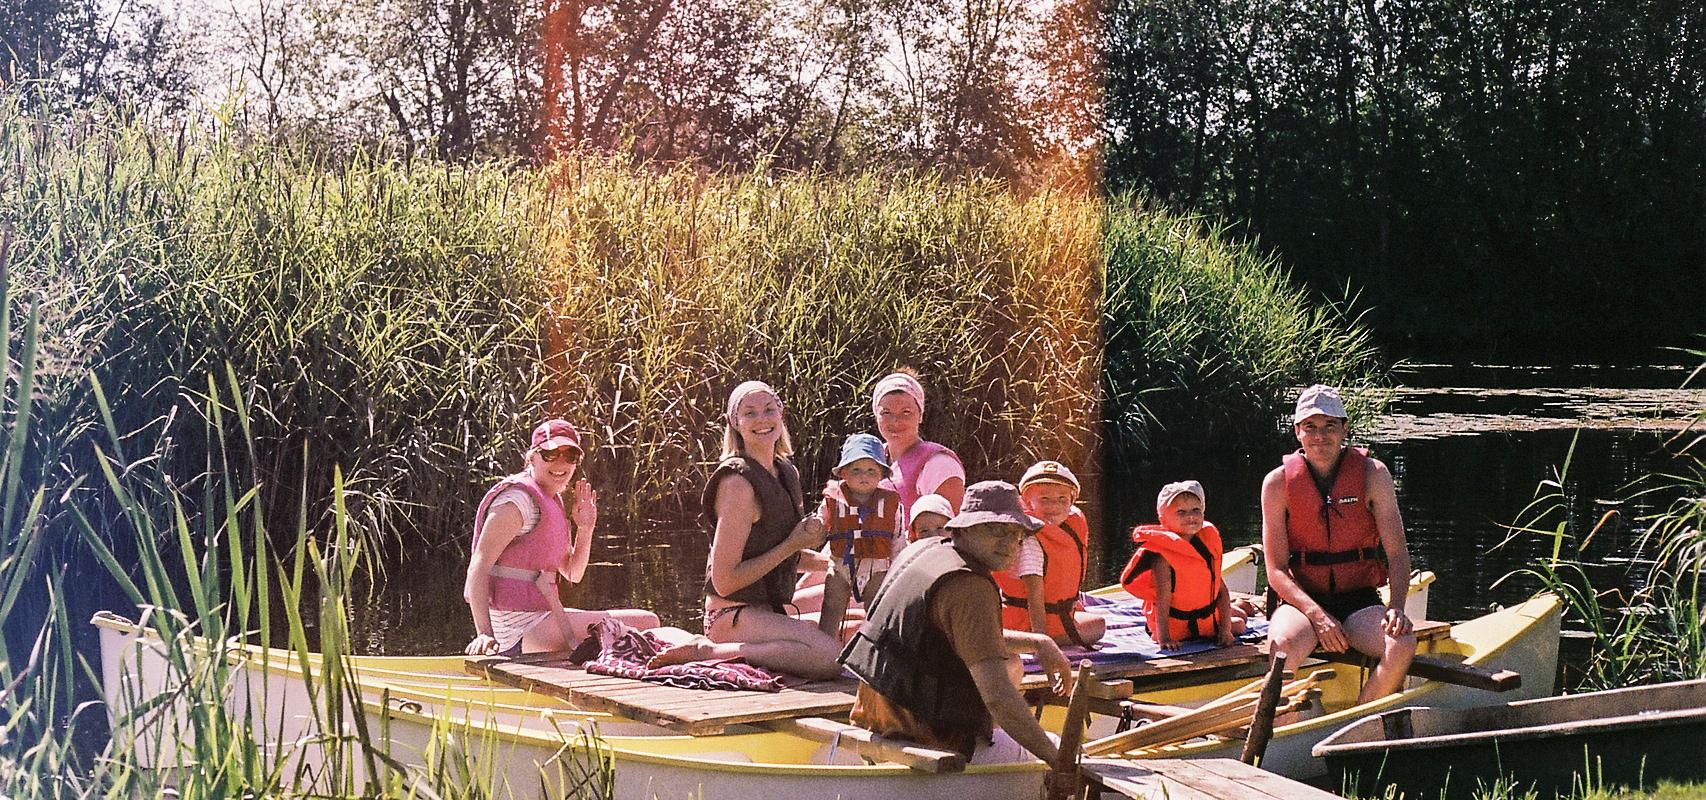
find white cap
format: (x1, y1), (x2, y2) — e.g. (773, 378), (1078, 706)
(1019, 460), (1080, 493)
(1156, 480), (1205, 513)
(1293, 384), (1348, 423)
(910, 493), (953, 523)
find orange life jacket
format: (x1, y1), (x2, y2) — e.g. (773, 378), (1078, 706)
(821, 483), (902, 572)
(994, 507), (1089, 645)
(1120, 523), (1225, 642)
(1283, 446), (1387, 596)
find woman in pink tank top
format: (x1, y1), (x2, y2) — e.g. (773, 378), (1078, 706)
(463, 419), (661, 657)
(871, 370), (966, 527)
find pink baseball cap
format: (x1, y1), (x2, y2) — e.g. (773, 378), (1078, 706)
(530, 419), (583, 453)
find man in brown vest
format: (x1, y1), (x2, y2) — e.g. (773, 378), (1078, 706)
(840, 480), (1074, 766)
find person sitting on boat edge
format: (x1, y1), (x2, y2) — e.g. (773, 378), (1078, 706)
(994, 460), (1107, 648)
(645, 380), (845, 680)
(908, 493), (953, 541)
(1120, 480), (1246, 650)
(1262, 384), (1416, 702)
(839, 480), (1074, 766)
(464, 418), (661, 657)
(815, 432), (904, 639)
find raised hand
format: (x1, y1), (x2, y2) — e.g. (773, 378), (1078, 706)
(571, 479), (598, 532)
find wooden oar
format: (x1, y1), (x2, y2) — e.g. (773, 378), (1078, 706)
(767, 717), (965, 773)
(1084, 669), (1335, 756)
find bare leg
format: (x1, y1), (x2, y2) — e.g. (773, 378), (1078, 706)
(522, 607), (661, 653)
(1061, 611), (1107, 647)
(818, 571), (852, 638)
(649, 606), (844, 680)
(790, 582), (826, 614)
(1264, 604), (1319, 725)
(1343, 606), (1416, 703)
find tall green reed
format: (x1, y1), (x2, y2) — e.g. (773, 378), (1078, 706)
(1505, 348), (1706, 689)
(1102, 195), (1384, 461)
(1, 86), (1378, 555)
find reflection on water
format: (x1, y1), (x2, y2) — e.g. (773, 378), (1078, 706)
(352, 366), (1702, 654)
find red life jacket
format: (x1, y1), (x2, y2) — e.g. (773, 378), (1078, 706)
(1283, 447), (1387, 596)
(465, 475), (569, 612)
(822, 483), (903, 571)
(994, 507), (1089, 645)
(1120, 523), (1225, 642)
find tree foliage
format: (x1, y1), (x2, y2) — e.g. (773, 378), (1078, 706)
(1096, 0), (1706, 358)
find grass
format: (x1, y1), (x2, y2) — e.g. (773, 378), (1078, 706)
(0, 257), (619, 796)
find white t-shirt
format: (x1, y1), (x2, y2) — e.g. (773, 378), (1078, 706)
(913, 452), (966, 498)
(1013, 535), (1046, 578)
(487, 486), (542, 535)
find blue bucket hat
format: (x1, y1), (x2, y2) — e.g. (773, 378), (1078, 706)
(834, 433), (891, 476)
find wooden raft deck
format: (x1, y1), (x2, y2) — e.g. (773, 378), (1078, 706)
(465, 652), (859, 735)
(467, 619), (1458, 737)
(1082, 757), (1342, 799)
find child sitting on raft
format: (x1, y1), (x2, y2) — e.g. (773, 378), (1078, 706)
(816, 433), (905, 638)
(994, 460), (1107, 648)
(1120, 480), (1247, 649)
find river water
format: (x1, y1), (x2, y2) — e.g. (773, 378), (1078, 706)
(348, 364), (1704, 658)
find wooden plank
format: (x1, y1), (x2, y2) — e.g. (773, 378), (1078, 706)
(1317, 651), (1521, 692)
(1082, 757), (1339, 799)
(466, 656), (858, 735)
(1166, 757), (1344, 799)
(1078, 759), (1222, 800)
(766, 718), (965, 773)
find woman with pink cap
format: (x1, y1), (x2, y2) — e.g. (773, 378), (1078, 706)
(871, 369), (967, 527)
(464, 419), (660, 657)
(646, 381), (845, 679)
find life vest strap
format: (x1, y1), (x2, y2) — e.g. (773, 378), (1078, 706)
(490, 564), (553, 584)
(1290, 546), (1382, 567)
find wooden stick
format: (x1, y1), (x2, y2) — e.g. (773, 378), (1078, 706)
(1240, 652), (1288, 765)
(1047, 661), (1096, 800)
(767, 718), (965, 773)
(1085, 670), (1335, 756)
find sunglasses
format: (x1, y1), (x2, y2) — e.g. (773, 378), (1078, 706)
(538, 447), (582, 464)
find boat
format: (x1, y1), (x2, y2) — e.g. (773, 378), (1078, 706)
(92, 575), (1547, 800)
(1313, 678), (1706, 799)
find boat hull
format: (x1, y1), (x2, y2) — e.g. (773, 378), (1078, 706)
(1316, 679), (1706, 800)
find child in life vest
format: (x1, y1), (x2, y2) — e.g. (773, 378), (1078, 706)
(816, 433), (904, 638)
(994, 460), (1107, 647)
(1120, 481), (1247, 649)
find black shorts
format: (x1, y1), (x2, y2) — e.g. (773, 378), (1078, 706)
(1309, 587), (1383, 624)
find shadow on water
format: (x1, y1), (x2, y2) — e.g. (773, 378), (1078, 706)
(344, 365), (1701, 654)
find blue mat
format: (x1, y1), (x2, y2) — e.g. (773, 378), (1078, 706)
(1021, 594), (1268, 673)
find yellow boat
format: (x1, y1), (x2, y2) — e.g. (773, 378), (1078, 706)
(94, 553), (1517, 800)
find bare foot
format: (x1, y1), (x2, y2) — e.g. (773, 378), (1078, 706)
(645, 635), (721, 668)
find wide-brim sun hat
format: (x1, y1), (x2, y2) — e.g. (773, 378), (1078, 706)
(834, 432), (891, 476)
(1293, 384), (1349, 423)
(945, 480), (1042, 532)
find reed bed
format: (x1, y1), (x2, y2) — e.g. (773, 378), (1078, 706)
(1102, 196), (1384, 462)
(1, 90), (1373, 553)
